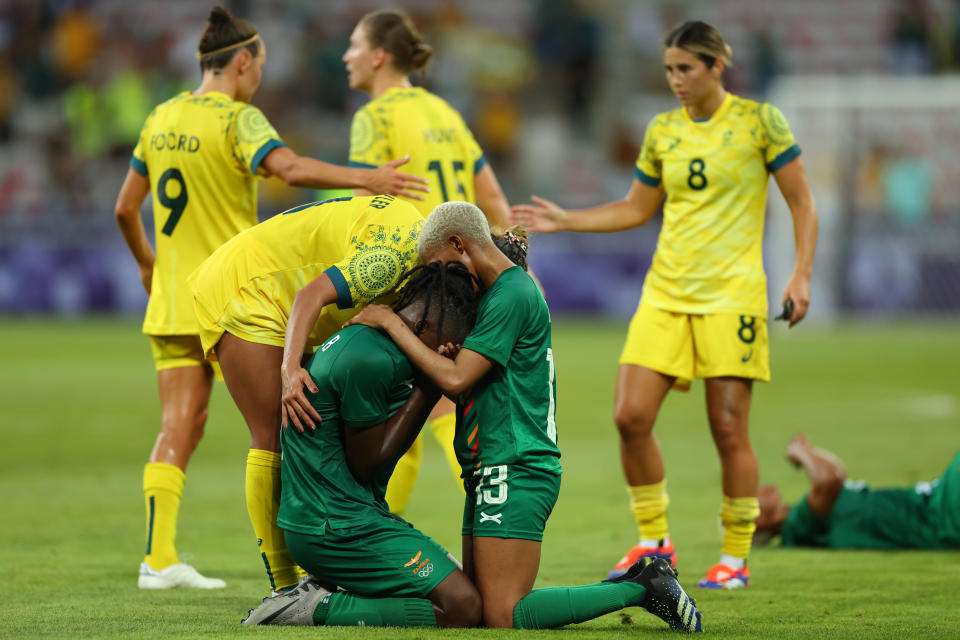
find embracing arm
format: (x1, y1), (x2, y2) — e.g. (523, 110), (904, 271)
(346, 306), (494, 397)
(343, 384), (442, 484)
(262, 146), (427, 199)
(511, 178), (664, 233)
(773, 157), (818, 327)
(280, 273), (339, 432)
(114, 168), (154, 294)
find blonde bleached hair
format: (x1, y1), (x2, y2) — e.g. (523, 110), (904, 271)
(664, 21), (732, 68)
(418, 201), (493, 259)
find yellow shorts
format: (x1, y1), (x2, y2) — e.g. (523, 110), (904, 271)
(618, 303), (770, 391)
(193, 275), (358, 361)
(147, 334), (219, 374)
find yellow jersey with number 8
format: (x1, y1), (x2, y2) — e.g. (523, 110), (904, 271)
(634, 93), (800, 317)
(130, 90), (285, 335)
(348, 87), (485, 217)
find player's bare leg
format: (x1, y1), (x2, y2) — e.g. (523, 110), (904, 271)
(151, 365), (213, 469)
(215, 332), (298, 591)
(468, 536), (541, 628)
(614, 364), (675, 486)
(705, 377), (756, 498)
(608, 365), (678, 578)
(139, 364), (225, 589)
(699, 376), (756, 588)
(785, 433), (847, 515)
(215, 332), (283, 452)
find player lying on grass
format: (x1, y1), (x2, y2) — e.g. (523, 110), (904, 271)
(339, 202), (702, 632)
(754, 434), (960, 549)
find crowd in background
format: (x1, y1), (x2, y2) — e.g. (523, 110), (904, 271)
(1, 0), (959, 315)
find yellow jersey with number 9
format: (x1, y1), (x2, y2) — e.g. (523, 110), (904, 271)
(130, 90), (285, 335)
(348, 87), (486, 217)
(634, 93), (800, 317)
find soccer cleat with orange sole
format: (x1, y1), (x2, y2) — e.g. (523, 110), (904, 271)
(606, 539), (677, 579)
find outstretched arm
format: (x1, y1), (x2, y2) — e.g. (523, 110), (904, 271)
(262, 147), (428, 199)
(773, 157), (818, 327)
(344, 383), (442, 484)
(510, 178), (664, 234)
(474, 163), (511, 230)
(786, 434), (846, 516)
(114, 168), (154, 294)
(345, 305), (494, 397)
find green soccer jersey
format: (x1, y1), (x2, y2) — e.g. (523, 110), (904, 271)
(278, 325), (415, 535)
(455, 266), (562, 476)
(782, 450), (960, 549)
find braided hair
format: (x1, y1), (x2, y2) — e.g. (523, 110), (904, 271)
(389, 261), (481, 343)
(492, 225), (529, 271)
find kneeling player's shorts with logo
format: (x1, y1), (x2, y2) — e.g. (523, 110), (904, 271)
(284, 516), (457, 598)
(619, 303), (770, 391)
(462, 464), (561, 541)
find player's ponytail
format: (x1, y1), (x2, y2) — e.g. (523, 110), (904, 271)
(360, 9), (432, 74)
(664, 21), (732, 69)
(492, 225), (529, 272)
(198, 6), (261, 73)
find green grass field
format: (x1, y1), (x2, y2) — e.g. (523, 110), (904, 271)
(1, 317), (958, 639)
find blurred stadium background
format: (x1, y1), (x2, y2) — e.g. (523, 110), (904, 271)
(1, 0), (959, 319)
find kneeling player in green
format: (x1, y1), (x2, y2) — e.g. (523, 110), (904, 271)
(755, 434), (960, 549)
(348, 202), (702, 632)
(243, 261), (483, 627)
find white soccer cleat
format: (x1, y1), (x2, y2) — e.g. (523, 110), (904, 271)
(242, 576), (333, 626)
(138, 561), (226, 589)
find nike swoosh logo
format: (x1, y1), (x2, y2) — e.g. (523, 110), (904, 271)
(741, 349), (753, 363)
(259, 599), (298, 625)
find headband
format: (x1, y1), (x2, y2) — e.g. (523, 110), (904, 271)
(197, 33), (260, 60)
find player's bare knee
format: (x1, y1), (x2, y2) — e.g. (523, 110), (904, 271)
(482, 602), (516, 629)
(433, 576), (482, 628)
(613, 402), (656, 439)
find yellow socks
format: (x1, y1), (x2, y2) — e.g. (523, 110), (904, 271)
(246, 449), (298, 591)
(385, 435), (423, 516)
(719, 495), (760, 559)
(430, 412), (464, 493)
(143, 462), (185, 571)
(627, 479), (670, 541)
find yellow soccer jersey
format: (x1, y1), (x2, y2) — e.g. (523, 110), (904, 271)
(634, 93), (800, 316)
(189, 195), (423, 356)
(130, 90), (285, 335)
(348, 87), (485, 216)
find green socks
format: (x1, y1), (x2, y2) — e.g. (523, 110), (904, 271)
(314, 592), (437, 627)
(512, 581), (647, 629)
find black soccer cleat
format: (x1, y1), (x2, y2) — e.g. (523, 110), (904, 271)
(606, 557), (703, 632)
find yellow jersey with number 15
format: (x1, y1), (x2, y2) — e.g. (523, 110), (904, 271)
(348, 87), (485, 217)
(634, 93), (800, 317)
(130, 90), (285, 335)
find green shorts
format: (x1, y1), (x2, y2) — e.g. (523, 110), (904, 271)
(284, 516), (457, 598)
(462, 464), (561, 541)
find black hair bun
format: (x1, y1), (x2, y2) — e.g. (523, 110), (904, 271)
(208, 6), (233, 25)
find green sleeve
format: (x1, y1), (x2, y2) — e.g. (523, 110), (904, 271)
(329, 346), (396, 429)
(462, 280), (528, 366)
